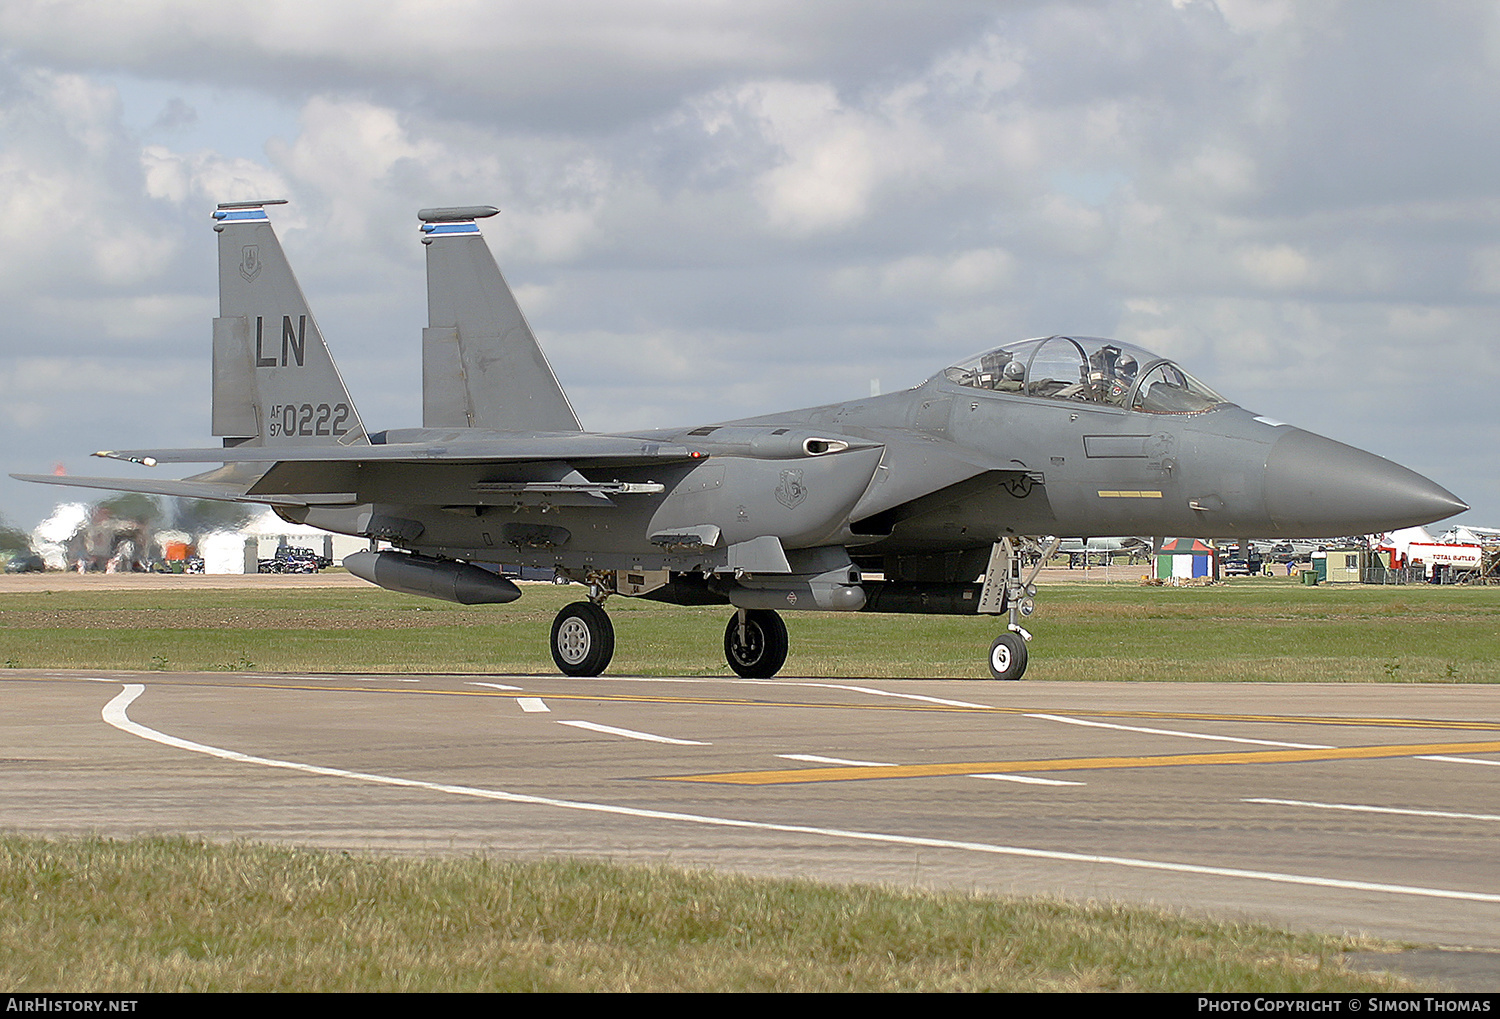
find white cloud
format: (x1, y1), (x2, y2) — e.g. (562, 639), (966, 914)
(140, 146), (288, 207)
(832, 248), (1019, 301)
(1, 1), (1498, 527)
(713, 80), (883, 235)
(1469, 246), (1500, 295)
(0, 70), (182, 293)
(0, 2), (999, 128)
(1212, 0), (1296, 35)
(1, 356), (199, 430)
(1236, 244), (1313, 291)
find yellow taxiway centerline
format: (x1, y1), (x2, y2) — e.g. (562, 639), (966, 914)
(663, 740), (1500, 785)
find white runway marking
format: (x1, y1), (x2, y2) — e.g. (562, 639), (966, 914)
(556, 720), (708, 745)
(1416, 755), (1500, 767)
(517, 698), (550, 713)
(1245, 798), (1500, 823)
(1025, 713), (1330, 749)
(972, 773), (1085, 786)
(778, 754), (899, 767)
(815, 685), (991, 709)
(775, 753), (1081, 785)
(467, 682), (522, 692)
(98, 684), (1500, 906)
(1030, 715), (1498, 772)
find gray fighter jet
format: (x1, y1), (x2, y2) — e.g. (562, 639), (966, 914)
(1055, 536), (1152, 566)
(14, 202), (1468, 679)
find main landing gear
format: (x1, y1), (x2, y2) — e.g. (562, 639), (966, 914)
(549, 593), (791, 680)
(549, 539), (1056, 681)
(724, 608), (788, 679)
(550, 601), (615, 677)
(977, 536), (1059, 681)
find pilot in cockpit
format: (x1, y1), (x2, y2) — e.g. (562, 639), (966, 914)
(1104, 352), (1138, 405)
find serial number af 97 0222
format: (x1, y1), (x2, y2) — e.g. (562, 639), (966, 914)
(267, 402), (351, 438)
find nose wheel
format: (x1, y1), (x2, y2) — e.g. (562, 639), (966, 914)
(550, 601), (615, 677)
(988, 631), (1028, 680)
(724, 609), (789, 678)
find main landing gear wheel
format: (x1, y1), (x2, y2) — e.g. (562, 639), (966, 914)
(988, 631), (1028, 681)
(724, 609), (789, 679)
(551, 601), (615, 677)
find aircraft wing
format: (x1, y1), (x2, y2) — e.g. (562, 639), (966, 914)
(94, 434), (705, 468)
(33, 435), (711, 510)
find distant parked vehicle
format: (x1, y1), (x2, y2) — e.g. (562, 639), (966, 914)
(1221, 554), (1263, 577)
(260, 546), (329, 574)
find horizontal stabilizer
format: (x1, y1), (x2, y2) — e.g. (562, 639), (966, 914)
(8, 472), (309, 506)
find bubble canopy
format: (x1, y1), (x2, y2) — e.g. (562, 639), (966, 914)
(940, 336), (1228, 414)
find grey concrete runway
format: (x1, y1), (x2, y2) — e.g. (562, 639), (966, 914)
(5, 669), (1499, 954)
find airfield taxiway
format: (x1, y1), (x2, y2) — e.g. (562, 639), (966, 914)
(4, 668), (1499, 956)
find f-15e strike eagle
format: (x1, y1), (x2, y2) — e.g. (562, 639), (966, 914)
(15, 202), (1467, 679)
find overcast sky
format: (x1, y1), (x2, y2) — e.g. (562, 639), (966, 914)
(1, 0), (1495, 532)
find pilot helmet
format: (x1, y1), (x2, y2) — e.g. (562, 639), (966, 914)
(1002, 360), (1026, 381)
(1116, 354), (1138, 379)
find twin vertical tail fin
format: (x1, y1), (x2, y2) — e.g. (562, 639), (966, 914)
(419, 206), (582, 433)
(211, 201), (368, 447)
(209, 201), (577, 446)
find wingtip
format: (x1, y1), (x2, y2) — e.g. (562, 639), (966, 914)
(94, 450), (156, 467)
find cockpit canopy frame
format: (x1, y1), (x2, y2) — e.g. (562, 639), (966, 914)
(940, 335), (1227, 414)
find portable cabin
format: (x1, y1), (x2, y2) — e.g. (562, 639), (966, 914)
(1155, 538), (1217, 580)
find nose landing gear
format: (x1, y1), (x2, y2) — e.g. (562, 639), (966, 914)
(988, 630), (1027, 681)
(978, 536), (1058, 680)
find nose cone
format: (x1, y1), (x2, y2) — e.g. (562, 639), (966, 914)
(1264, 430), (1467, 535)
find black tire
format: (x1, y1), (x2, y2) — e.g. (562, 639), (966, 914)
(724, 609), (789, 679)
(550, 602), (615, 677)
(988, 631), (1028, 680)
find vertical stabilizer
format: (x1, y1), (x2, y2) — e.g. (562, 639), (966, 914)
(212, 201), (368, 447)
(419, 206), (582, 432)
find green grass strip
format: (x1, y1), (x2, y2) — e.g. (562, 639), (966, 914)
(2, 575), (1497, 680)
(0, 835), (1417, 992)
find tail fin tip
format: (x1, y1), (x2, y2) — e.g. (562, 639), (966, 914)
(418, 205), (499, 223)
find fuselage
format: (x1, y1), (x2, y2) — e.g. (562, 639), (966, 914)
(282, 364), (1465, 581)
